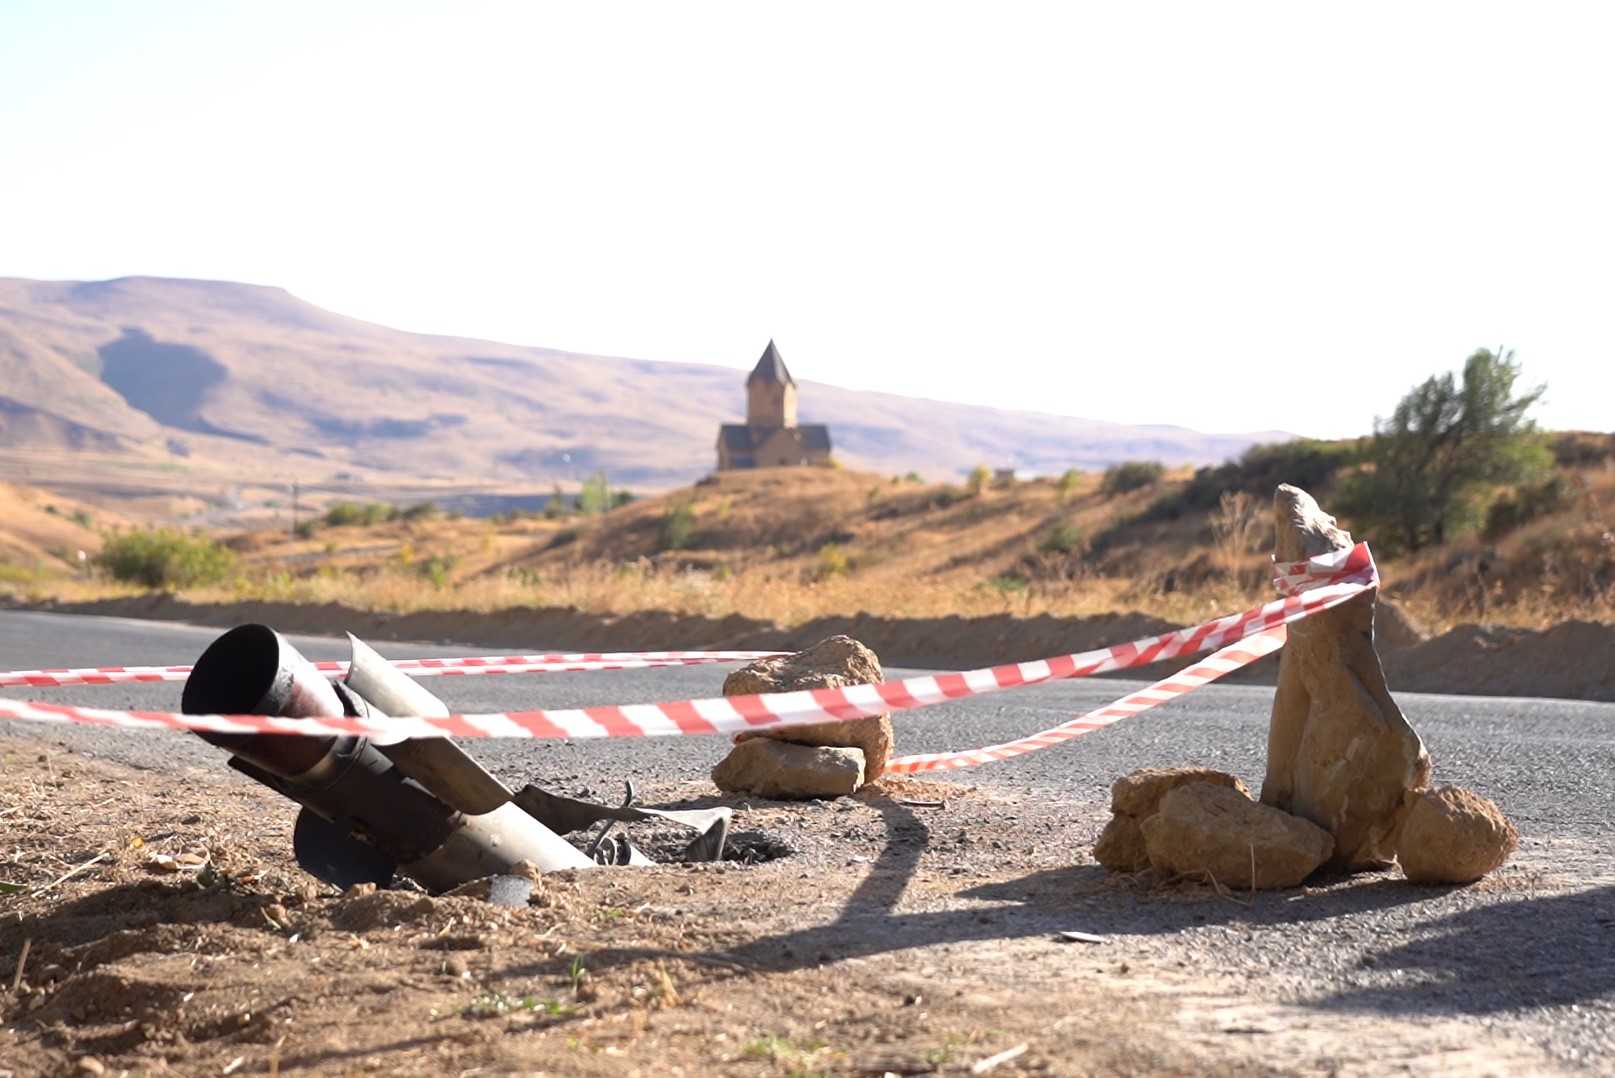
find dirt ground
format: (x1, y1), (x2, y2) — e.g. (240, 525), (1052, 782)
(0, 742), (1582, 1077)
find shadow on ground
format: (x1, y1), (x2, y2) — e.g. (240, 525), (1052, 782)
(577, 791), (1615, 1026)
(1315, 884), (1615, 1016)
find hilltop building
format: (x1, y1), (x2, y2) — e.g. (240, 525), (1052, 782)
(715, 341), (832, 471)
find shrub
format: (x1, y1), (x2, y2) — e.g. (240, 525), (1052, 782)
(324, 501), (395, 527)
(1039, 523), (1083, 554)
(541, 482), (573, 519)
(816, 543), (851, 578)
(1483, 475), (1571, 539)
(97, 529), (237, 589)
(415, 554), (456, 589)
(398, 501), (438, 522)
(987, 572), (1028, 595)
(71, 509), (94, 528)
(965, 465), (992, 496)
(657, 504), (697, 551)
(1057, 469), (1082, 500)
(1140, 438), (1364, 524)
(293, 519), (319, 540)
(1101, 460), (1165, 495)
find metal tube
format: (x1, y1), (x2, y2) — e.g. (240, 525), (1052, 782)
(183, 623), (591, 888)
(343, 633), (513, 815)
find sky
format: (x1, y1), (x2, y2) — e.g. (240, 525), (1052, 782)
(2, 1), (1611, 438)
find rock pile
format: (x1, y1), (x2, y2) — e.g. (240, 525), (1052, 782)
(1143, 783), (1334, 890)
(1091, 485), (1517, 889)
(1093, 767), (1250, 873)
(1093, 767), (1334, 889)
(711, 636), (894, 799)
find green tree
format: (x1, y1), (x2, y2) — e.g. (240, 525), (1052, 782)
(577, 471), (612, 515)
(1347, 348), (1547, 552)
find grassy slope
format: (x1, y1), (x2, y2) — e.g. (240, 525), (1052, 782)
(16, 433), (1602, 634)
(0, 482), (125, 586)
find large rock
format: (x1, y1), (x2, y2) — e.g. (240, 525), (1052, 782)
(1260, 485), (1432, 870)
(1395, 786), (1518, 884)
(710, 738), (865, 799)
(1141, 782), (1334, 890)
(1094, 767), (1250, 872)
(1111, 766), (1251, 817)
(721, 635), (895, 783)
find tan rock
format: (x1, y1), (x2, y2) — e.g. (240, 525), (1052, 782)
(1094, 767), (1250, 872)
(711, 738), (866, 799)
(723, 635), (895, 782)
(1260, 485), (1433, 870)
(1093, 816), (1150, 872)
(1111, 766), (1251, 818)
(1396, 785), (1518, 884)
(1141, 782), (1334, 890)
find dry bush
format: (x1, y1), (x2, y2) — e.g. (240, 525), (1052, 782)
(1210, 491), (1262, 584)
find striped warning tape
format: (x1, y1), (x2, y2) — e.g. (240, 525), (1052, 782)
(0, 650), (782, 689)
(884, 628), (1287, 773)
(0, 544), (1375, 743)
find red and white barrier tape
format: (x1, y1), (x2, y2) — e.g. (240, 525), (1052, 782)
(0, 650), (782, 689)
(884, 628), (1288, 773)
(0, 544), (1375, 744)
(883, 545), (1379, 772)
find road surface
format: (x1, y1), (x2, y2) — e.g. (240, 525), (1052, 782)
(3, 609), (1614, 1069)
(1, 610), (1611, 833)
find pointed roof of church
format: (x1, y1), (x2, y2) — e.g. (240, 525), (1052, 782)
(746, 340), (795, 386)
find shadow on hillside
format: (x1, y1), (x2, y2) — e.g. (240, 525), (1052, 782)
(97, 327), (266, 444)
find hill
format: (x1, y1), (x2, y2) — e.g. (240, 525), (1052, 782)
(0, 481), (125, 589)
(29, 431), (1589, 639)
(0, 276), (1287, 499)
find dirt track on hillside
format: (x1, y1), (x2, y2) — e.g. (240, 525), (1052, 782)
(17, 594), (1615, 702)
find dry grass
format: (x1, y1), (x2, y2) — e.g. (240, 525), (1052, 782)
(7, 458), (1614, 635)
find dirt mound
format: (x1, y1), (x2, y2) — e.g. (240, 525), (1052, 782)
(1386, 619), (1615, 701)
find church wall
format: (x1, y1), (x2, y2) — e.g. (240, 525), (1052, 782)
(747, 381), (797, 427)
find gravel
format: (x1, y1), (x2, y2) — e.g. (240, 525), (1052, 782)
(4, 610), (1613, 1070)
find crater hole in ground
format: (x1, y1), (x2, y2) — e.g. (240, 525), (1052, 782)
(621, 826), (797, 866)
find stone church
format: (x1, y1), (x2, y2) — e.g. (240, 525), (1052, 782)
(715, 341), (833, 470)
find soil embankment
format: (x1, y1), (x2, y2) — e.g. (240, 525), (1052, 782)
(15, 594), (1615, 702)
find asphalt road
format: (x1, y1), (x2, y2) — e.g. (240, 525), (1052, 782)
(4, 610), (1615, 1069)
(2, 609), (1614, 841)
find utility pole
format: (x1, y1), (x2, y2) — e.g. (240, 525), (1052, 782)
(291, 480), (300, 538)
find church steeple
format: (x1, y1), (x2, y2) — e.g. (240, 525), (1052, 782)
(745, 340), (797, 427)
(747, 340), (794, 387)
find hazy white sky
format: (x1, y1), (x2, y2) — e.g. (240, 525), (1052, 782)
(2, 1), (1611, 437)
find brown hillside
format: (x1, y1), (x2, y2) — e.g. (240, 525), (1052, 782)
(0, 482), (126, 585)
(0, 275), (1286, 497)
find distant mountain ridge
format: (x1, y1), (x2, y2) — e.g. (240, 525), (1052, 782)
(0, 276), (1291, 487)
